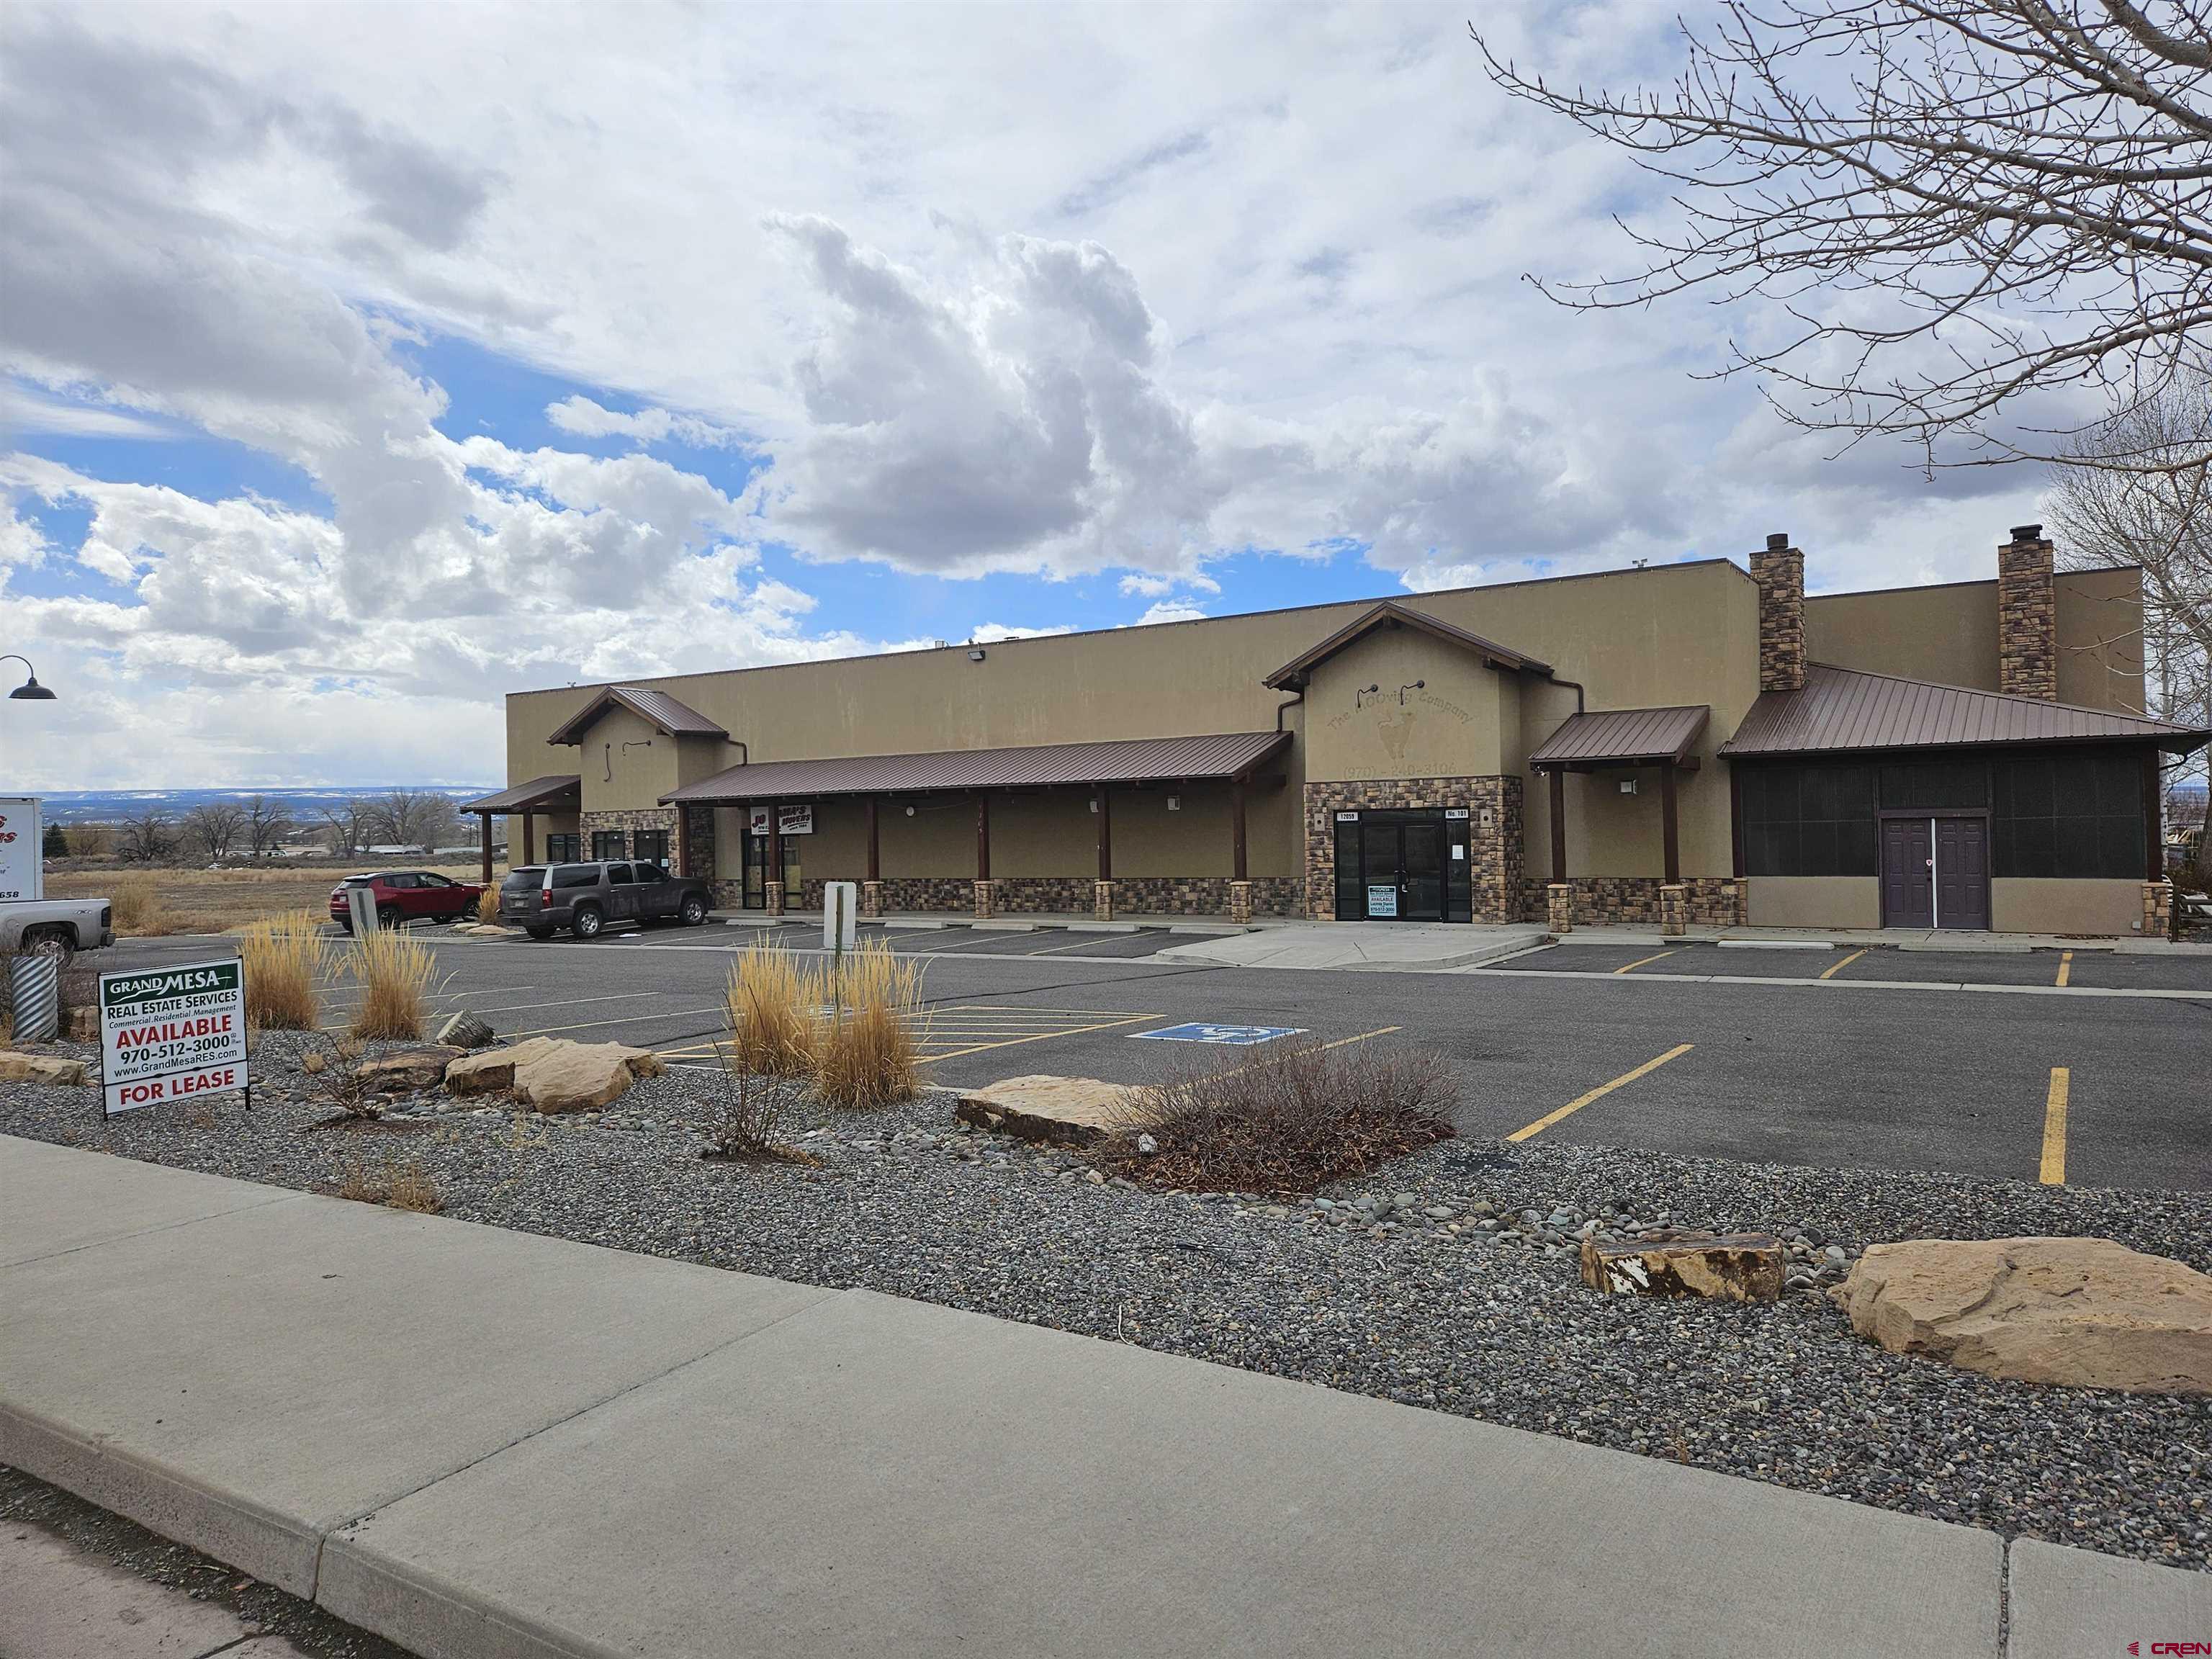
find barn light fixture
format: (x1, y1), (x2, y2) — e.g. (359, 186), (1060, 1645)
(3, 655), (55, 701)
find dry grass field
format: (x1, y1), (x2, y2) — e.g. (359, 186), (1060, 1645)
(45, 864), (495, 935)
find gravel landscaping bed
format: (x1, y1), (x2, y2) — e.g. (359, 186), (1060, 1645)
(4, 1032), (2208, 1574)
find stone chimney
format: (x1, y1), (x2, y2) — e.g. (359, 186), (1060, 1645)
(1752, 532), (1805, 694)
(1997, 523), (2056, 701)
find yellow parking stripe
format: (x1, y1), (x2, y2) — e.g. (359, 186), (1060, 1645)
(2039, 1067), (2069, 1184)
(1614, 950), (1677, 975)
(2055, 950), (2072, 988)
(1506, 1043), (1695, 1143)
(1819, 948), (1867, 980)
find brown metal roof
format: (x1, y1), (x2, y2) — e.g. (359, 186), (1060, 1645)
(1262, 601), (1550, 689)
(459, 775), (582, 814)
(1529, 706), (1709, 768)
(545, 685), (727, 745)
(664, 731), (1292, 804)
(1722, 664), (2207, 756)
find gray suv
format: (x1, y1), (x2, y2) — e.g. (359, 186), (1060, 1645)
(500, 860), (714, 940)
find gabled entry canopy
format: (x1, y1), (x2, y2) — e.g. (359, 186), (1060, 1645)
(544, 685), (727, 747)
(1262, 601), (1551, 691)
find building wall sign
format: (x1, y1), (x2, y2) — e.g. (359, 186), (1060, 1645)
(747, 805), (816, 836)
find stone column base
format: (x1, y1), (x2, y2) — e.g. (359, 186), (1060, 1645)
(860, 880), (883, 920)
(1546, 883), (1572, 935)
(2143, 879), (2173, 939)
(1092, 879), (1116, 922)
(1228, 879), (1254, 924)
(765, 884), (784, 918)
(1659, 884), (1688, 937)
(974, 878), (998, 920)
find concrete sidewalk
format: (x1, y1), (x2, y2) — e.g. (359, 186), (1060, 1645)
(1161, 921), (1547, 971)
(3, 1136), (2202, 1659)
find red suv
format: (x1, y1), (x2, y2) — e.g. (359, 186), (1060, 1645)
(330, 871), (485, 932)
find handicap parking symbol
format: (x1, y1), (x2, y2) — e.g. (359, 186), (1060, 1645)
(1131, 1022), (1305, 1046)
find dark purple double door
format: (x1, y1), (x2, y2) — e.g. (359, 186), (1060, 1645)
(1880, 816), (1990, 930)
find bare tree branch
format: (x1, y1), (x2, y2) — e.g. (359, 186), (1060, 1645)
(1475, 1), (2212, 469)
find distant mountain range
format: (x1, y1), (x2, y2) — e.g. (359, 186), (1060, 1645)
(22, 786), (497, 824)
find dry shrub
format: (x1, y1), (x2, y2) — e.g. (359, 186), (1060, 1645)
(343, 927), (438, 1040)
(475, 884), (501, 924)
(814, 943), (928, 1110)
(108, 876), (166, 935)
(336, 1153), (443, 1213)
(701, 1061), (812, 1163)
(241, 910), (327, 1030)
(1105, 1039), (1458, 1196)
(724, 943), (821, 1076)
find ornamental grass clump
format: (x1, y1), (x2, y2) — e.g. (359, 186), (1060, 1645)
(724, 943), (821, 1076)
(475, 884), (501, 924)
(344, 925), (439, 1040)
(241, 909), (327, 1031)
(1106, 1038), (1458, 1196)
(814, 943), (929, 1110)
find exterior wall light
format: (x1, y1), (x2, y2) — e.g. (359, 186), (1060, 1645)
(1166, 794), (1182, 811)
(968, 647), (986, 662)
(1619, 778), (1640, 796)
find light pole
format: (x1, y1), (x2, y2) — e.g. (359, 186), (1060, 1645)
(3, 655), (56, 701)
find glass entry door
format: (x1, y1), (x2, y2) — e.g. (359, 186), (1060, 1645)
(742, 832), (802, 909)
(1335, 810), (1458, 921)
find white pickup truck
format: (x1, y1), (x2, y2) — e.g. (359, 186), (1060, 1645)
(0, 896), (113, 963)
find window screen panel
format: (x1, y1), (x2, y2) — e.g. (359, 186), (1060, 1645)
(1992, 748), (2145, 879)
(1740, 762), (1876, 876)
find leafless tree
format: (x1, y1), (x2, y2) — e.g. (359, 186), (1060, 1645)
(118, 809), (174, 863)
(1475, 2), (2212, 469)
(369, 788), (457, 851)
(317, 801), (372, 858)
(2049, 379), (2212, 786)
(243, 795), (293, 858)
(183, 802), (246, 861)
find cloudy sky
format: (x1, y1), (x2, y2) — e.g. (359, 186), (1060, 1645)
(1, 2), (2049, 790)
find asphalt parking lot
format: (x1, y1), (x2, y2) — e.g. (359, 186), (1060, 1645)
(97, 920), (2211, 1193)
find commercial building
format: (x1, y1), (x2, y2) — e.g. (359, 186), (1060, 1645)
(466, 526), (2206, 935)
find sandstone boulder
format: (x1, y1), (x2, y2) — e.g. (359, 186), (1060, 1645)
(953, 1075), (1143, 1144)
(443, 1038), (557, 1097)
(1838, 1236), (2212, 1394)
(0, 1051), (89, 1086)
(513, 1039), (665, 1112)
(357, 1046), (464, 1093)
(1580, 1231), (1784, 1303)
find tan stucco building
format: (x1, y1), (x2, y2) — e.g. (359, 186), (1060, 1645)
(466, 526), (2206, 935)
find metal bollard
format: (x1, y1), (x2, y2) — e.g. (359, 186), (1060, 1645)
(8, 955), (61, 1043)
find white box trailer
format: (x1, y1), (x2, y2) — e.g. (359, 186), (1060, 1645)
(0, 796), (44, 902)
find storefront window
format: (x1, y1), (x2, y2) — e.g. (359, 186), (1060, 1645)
(591, 830), (626, 860)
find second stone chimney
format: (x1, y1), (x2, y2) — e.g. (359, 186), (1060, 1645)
(1752, 532), (1806, 694)
(1997, 524), (2056, 701)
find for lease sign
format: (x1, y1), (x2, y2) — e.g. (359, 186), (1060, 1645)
(98, 958), (248, 1116)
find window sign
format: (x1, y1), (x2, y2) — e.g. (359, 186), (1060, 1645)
(749, 805), (816, 836)
(1444, 808), (1470, 820)
(99, 958), (249, 1118)
(1335, 811), (1360, 822)
(1367, 884), (1399, 917)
